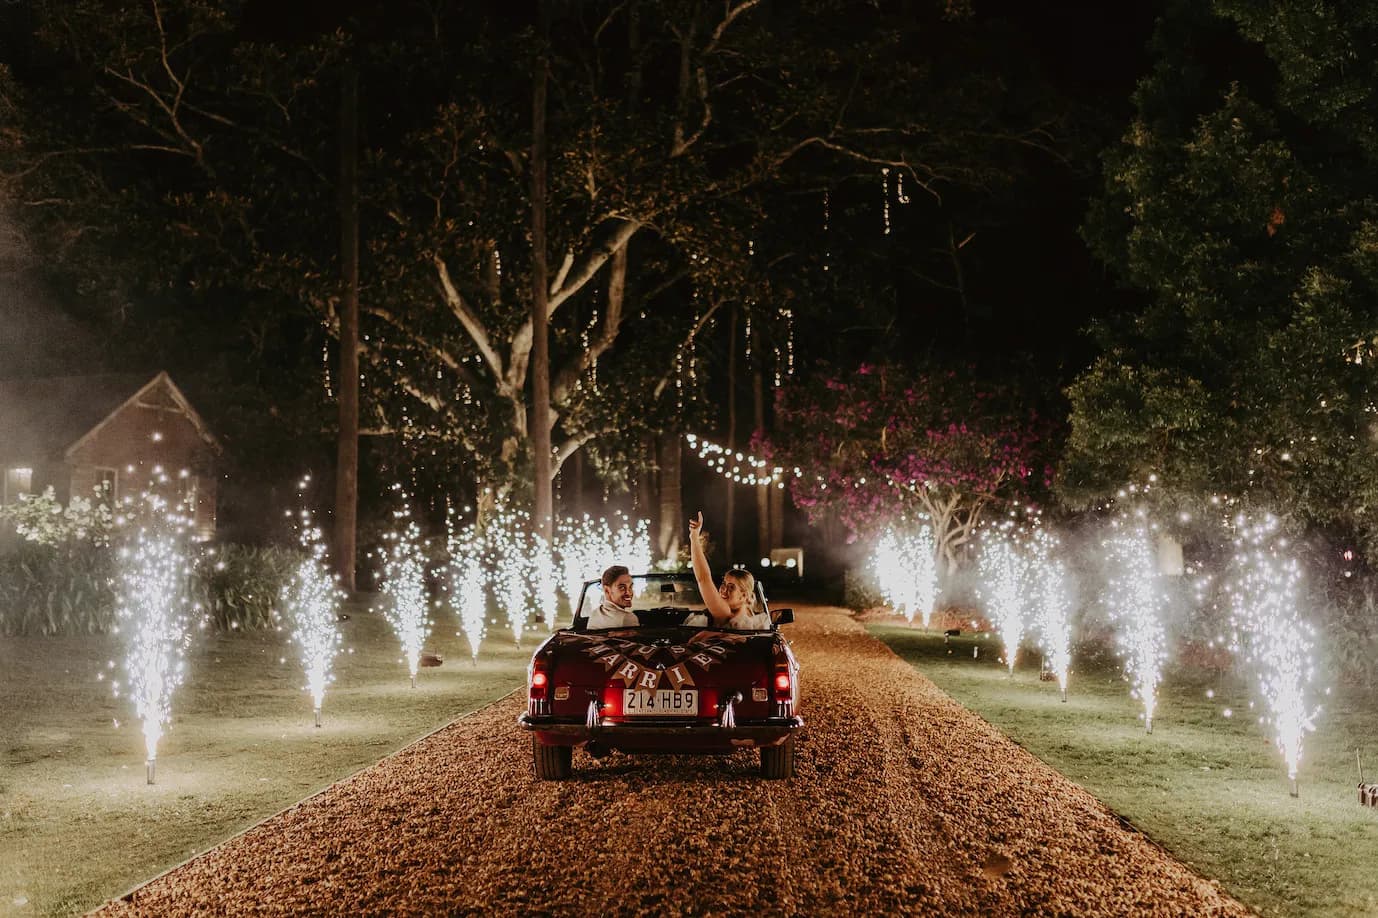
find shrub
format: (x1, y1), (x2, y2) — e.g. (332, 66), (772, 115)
(0, 541), (308, 636)
(0, 485), (114, 547)
(0, 542), (117, 635)
(194, 544), (307, 632)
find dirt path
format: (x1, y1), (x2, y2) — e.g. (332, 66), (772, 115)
(96, 606), (1250, 916)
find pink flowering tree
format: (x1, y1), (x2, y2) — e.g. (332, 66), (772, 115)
(766, 363), (1045, 572)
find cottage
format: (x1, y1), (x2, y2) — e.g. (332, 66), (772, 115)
(0, 371), (220, 540)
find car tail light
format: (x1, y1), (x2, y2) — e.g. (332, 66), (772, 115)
(771, 666), (792, 701)
(529, 664), (550, 700)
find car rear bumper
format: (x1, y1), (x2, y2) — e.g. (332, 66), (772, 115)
(517, 714), (804, 749)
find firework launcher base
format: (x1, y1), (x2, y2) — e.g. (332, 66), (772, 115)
(1359, 783), (1378, 806)
(146, 759), (155, 785)
(1290, 778), (1299, 798)
(314, 708), (322, 728)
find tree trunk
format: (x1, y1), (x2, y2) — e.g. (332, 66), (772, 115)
(657, 430), (682, 563)
(333, 66), (359, 591)
(724, 304), (737, 563)
(529, 8), (553, 543)
(566, 448), (584, 520)
(753, 332), (768, 561)
(769, 480), (784, 550)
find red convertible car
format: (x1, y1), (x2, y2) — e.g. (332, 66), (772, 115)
(517, 572), (802, 780)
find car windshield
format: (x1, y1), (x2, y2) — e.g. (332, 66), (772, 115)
(575, 574), (711, 616)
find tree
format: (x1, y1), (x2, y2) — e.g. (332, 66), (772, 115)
(2, 0), (1075, 526)
(1064, 0), (1378, 557)
(767, 362), (1046, 571)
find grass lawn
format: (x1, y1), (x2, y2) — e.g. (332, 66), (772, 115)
(869, 623), (1378, 917)
(0, 596), (531, 917)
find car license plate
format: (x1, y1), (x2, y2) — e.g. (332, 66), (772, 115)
(623, 689), (698, 716)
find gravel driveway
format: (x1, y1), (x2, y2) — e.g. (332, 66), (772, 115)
(97, 605), (1250, 916)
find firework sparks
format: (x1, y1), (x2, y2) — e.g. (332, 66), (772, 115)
(1224, 513), (1321, 795)
(872, 523), (938, 626)
(111, 493), (195, 784)
(979, 526), (1027, 673)
(379, 489), (431, 686)
(1029, 528), (1073, 700)
(280, 486), (343, 726)
(445, 509), (487, 661)
(555, 513), (652, 612)
(485, 499), (534, 645)
(1104, 522), (1168, 733)
(533, 535), (558, 631)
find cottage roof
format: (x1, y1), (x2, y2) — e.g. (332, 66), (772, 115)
(0, 372), (219, 463)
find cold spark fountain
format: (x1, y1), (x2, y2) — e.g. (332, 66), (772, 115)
(1030, 529), (1073, 701)
(485, 499), (533, 645)
(1104, 522), (1168, 733)
(872, 523), (938, 626)
(446, 510), (488, 661)
(555, 513), (652, 612)
(280, 494), (344, 727)
(979, 527), (1027, 673)
(1224, 514), (1321, 796)
(112, 494), (194, 784)
(379, 492), (430, 687)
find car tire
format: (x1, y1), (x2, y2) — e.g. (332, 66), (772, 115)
(759, 735), (795, 779)
(533, 738), (573, 780)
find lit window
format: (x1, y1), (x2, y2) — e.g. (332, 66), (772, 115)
(4, 467), (33, 505)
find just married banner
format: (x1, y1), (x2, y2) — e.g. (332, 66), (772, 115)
(548, 630), (765, 692)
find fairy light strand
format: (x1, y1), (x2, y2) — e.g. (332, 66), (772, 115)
(684, 433), (795, 489)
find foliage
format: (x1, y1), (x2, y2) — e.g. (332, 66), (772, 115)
(0, 540), (305, 635)
(1, 0), (1074, 507)
(1065, 0), (1378, 559)
(0, 541), (117, 635)
(768, 361), (1047, 570)
(197, 544), (307, 632)
(0, 485), (114, 547)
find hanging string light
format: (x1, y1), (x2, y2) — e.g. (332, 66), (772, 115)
(822, 189), (832, 272)
(784, 308), (795, 377)
(683, 433), (796, 489)
(674, 345), (684, 411)
(897, 170), (910, 204)
(322, 337), (333, 399)
(881, 167), (891, 235)
(688, 294), (699, 389)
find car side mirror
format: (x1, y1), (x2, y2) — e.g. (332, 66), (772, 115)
(771, 607), (794, 626)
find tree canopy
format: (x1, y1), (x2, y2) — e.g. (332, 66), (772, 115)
(1063, 0), (1378, 557)
(766, 360), (1048, 570)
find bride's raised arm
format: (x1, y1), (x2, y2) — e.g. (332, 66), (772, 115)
(688, 512), (731, 624)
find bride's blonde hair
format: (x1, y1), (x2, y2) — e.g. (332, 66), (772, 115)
(725, 568), (757, 615)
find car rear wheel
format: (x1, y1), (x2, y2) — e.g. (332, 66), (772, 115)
(533, 738), (573, 780)
(759, 735), (795, 779)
